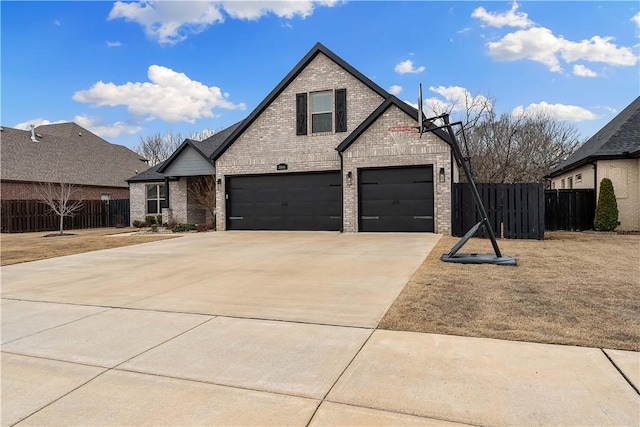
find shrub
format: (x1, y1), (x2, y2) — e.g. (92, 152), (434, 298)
(150, 224), (158, 232)
(156, 215), (162, 226)
(172, 223), (197, 233)
(132, 220), (141, 228)
(594, 178), (619, 231)
(166, 220), (177, 230)
(145, 215), (156, 225)
(197, 223), (212, 232)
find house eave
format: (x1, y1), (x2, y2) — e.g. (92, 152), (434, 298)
(546, 151), (640, 178)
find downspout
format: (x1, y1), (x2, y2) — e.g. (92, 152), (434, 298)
(588, 160), (597, 190)
(164, 176), (170, 209)
(338, 151), (344, 232)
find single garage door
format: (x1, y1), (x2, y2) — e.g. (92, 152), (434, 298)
(359, 166), (434, 232)
(227, 172), (342, 231)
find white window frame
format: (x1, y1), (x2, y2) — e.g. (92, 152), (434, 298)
(146, 184), (166, 214)
(575, 173), (582, 183)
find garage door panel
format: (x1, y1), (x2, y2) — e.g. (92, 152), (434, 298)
(360, 183), (433, 201)
(227, 172), (342, 231)
(359, 166), (434, 233)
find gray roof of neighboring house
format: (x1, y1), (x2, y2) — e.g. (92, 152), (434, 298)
(548, 96), (640, 177)
(1, 124), (149, 188)
(127, 161), (167, 183)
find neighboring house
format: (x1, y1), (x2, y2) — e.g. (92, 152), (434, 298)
(129, 43), (457, 233)
(547, 96), (640, 231)
(1, 122), (148, 200)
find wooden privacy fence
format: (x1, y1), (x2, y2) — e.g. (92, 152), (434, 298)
(544, 189), (595, 231)
(452, 183), (545, 240)
(1, 199), (130, 233)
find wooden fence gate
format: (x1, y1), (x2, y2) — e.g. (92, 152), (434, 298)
(544, 189), (595, 231)
(452, 183), (545, 240)
(1, 199), (130, 233)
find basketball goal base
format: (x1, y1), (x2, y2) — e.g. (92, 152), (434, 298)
(441, 253), (517, 266)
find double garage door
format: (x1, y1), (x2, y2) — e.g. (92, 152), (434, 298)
(227, 172), (342, 231)
(226, 166), (434, 232)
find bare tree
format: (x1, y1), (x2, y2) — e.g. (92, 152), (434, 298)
(187, 176), (216, 226)
(434, 95), (583, 183)
(135, 129), (219, 166)
(35, 182), (84, 235)
(134, 132), (184, 166)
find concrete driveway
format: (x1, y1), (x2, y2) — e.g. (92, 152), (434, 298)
(2, 232), (638, 426)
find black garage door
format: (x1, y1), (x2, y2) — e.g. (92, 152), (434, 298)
(227, 172), (342, 231)
(359, 166), (434, 232)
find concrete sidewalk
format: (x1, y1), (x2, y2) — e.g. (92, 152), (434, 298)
(1, 233), (638, 426)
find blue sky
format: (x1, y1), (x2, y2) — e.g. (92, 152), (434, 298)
(2, 1), (639, 150)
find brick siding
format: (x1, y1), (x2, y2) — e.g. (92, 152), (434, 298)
(1, 181), (129, 201)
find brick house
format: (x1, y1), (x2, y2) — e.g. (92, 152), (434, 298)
(128, 43), (456, 233)
(1, 123), (148, 201)
(547, 96), (639, 231)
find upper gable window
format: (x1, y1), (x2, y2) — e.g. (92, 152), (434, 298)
(296, 89), (347, 135)
(311, 91), (333, 133)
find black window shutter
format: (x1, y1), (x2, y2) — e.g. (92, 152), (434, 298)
(335, 88), (347, 133)
(296, 93), (307, 135)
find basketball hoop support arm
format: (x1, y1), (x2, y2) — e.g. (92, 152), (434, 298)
(421, 113), (516, 266)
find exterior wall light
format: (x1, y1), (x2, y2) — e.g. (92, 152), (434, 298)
(439, 167), (446, 183)
(216, 178), (222, 185)
(347, 171), (353, 186)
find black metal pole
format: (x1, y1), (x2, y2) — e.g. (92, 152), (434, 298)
(442, 114), (502, 258)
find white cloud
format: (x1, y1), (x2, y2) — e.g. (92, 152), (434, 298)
(53, 19), (61, 27)
(106, 41), (122, 47)
(73, 115), (142, 138)
(394, 60), (425, 74)
(512, 102), (598, 122)
(388, 85), (403, 95)
(632, 12), (640, 28)
(72, 65), (245, 123)
(108, 1), (338, 45)
(428, 86), (492, 114)
(108, 1), (224, 45)
(487, 26), (638, 72)
(573, 64), (597, 78)
(471, 1), (533, 28)
(14, 118), (66, 130)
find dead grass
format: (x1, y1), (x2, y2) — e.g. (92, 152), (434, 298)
(0, 228), (179, 266)
(379, 231), (640, 351)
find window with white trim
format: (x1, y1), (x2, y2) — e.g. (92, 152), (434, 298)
(311, 91), (333, 133)
(146, 184), (166, 214)
(575, 173), (582, 182)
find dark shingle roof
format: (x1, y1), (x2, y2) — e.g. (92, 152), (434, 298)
(1, 124), (148, 187)
(548, 96), (640, 177)
(127, 161), (166, 183)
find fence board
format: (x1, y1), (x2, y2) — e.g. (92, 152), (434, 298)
(1, 199), (130, 233)
(453, 183), (545, 240)
(544, 189), (595, 231)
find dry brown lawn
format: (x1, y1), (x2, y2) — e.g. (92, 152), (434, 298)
(0, 228), (179, 266)
(379, 231), (640, 351)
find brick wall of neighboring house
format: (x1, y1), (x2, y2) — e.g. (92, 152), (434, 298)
(342, 105), (452, 234)
(215, 52), (385, 231)
(598, 159), (640, 231)
(1, 181), (129, 201)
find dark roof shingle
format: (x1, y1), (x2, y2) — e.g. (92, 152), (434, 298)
(1, 124), (148, 187)
(548, 97), (640, 177)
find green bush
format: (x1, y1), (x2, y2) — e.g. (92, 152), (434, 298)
(156, 215), (163, 226)
(594, 178), (619, 231)
(145, 215), (156, 225)
(172, 223), (197, 233)
(132, 220), (141, 228)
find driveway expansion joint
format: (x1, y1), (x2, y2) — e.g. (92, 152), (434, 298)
(601, 348), (640, 396)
